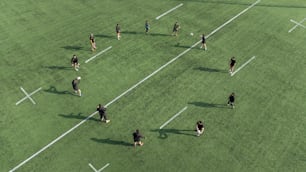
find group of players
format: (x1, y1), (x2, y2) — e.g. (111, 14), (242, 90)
(68, 20), (237, 147)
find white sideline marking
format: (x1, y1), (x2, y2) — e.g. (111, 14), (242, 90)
(160, 106), (188, 129)
(156, 3), (183, 20)
(9, 1), (260, 171)
(231, 56), (256, 76)
(85, 46), (112, 63)
(288, 18), (306, 33)
(89, 163), (110, 172)
(16, 87), (42, 105)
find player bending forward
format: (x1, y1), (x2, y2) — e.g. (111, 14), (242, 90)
(133, 129), (145, 147)
(195, 121), (205, 136)
(72, 76), (82, 96)
(96, 104), (110, 123)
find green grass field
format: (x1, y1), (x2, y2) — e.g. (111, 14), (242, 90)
(1, 0), (306, 171)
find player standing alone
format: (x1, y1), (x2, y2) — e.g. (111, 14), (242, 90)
(89, 33), (96, 52)
(116, 24), (121, 40)
(195, 121), (205, 136)
(96, 104), (110, 123)
(227, 92), (235, 109)
(71, 55), (80, 71)
(229, 57), (236, 74)
(72, 77), (82, 96)
(172, 22), (180, 36)
(145, 20), (150, 34)
(200, 34), (207, 51)
(133, 129), (145, 147)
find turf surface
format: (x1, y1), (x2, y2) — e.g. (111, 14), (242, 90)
(1, 0), (306, 171)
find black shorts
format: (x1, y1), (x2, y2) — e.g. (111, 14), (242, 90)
(73, 85), (78, 91)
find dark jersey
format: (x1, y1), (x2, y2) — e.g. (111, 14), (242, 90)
(133, 132), (143, 142)
(202, 35), (206, 43)
(97, 106), (106, 115)
(230, 59), (236, 66)
(72, 79), (78, 90)
(145, 22), (149, 29)
(89, 36), (95, 43)
(173, 23), (179, 31)
(71, 57), (78, 64)
(197, 123), (204, 130)
(229, 95), (235, 102)
(116, 25), (120, 33)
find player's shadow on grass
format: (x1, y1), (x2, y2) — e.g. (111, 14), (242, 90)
(194, 67), (227, 73)
(151, 129), (195, 139)
(174, 43), (195, 49)
(188, 102), (227, 108)
(44, 86), (75, 96)
(58, 113), (100, 122)
(91, 138), (132, 146)
(61, 45), (83, 50)
(121, 31), (170, 37)
(43, 66), (72, 70)
(95, 34), (114, 39)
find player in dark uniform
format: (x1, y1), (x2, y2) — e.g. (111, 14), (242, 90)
(172, 22), (180, 36)
(227, 92), (235, 109)
(96, 104), (110, 123)
(133, 129), (144, 147)
(71, 54), (80, 71)
(195, 121), (204, 136)
(116, 24), (121, 40)
(229, 57), (236, 74)
(72, 76), (81, 96)
(200, 34), (207, 51)
(89, 33), (96, 52)
(145, 20), (150, 34)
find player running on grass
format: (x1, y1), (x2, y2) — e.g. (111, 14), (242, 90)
(200, 34), (207, 50)
(71, 54), (80, 71)
(133, 129), (145, 147)
(227, 92), (235, 109)
(89, 33), (96, 52)
(96, 104), (110, 123)
(72, 77), (82, 96)
(229, 57), (236, 74)
(116, 24), (121, 40)
(145, 20), (150, 34)
(195, 121), (205, 136)
(172, 22), (180, 36)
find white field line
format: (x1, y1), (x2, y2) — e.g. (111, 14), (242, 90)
(9, 1), (260, 171)
(156, 3), (183, 20)
(288, 18), (306, 33)
(231, 56), (256, 76)
(89, 163), (98, 172)
(16, 87), (42, 105)
(290, 19), (306, 28)
(85, 46), (112, 63)
(20, 87), (36, 104)
(160, 106), (188, 129)
(98, 163), (110, 172)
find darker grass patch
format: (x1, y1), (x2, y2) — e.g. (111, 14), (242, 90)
(61, 45), (83, 50)
(44, 86), (76, 96)
(151, 129), (195, 139)
(91, 138), (132, 146)
(58, 113), (100, 122)
(188, 101), (228, 108)
(194, 67), (227, 73)
(42, 65), (72, 70)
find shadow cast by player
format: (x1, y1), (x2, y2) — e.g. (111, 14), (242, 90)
(95, 34), (114, 39)
(194, 67), (227, 73)
(149, 33), (171, 37)
(151, 129), (195, 139)
(91, 138), (132, 146)
(58, 113), (100, 122)
(121, 31), (143, 35)
(43, 65), (72, 70)
(188, 101), (227, 108)
(44, 86), (75, 95)
(61, 45), (83, 50)
(174, 0), (306, 9)
(174, 43), (194, 49)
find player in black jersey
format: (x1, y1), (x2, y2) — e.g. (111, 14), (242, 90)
(172, 22), (180, 36)
(71, 55), (80, 71)
(116, 24), (121, 40)
(89, 33), (96, 52)
(229, 57), (236, 74)
(200, 34), (207, 51)
(72, 76), (81, 96)
(227, 92), (235, 109)
(195, 121), (204, 136)
(133, 129), (144, 147)
(145, 20), (150, 34)
(96, 104), (110, 123)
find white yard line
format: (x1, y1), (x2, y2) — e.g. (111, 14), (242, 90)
(231, 56), (256, 76)
(9, 1), (260, 171)
(85, 46), (112, 63)
(98, 163), (110, 172)
(20, 87), (36, 104)
(290, 19), (306, 28)
(89, 163), (98, 172)
(16, 87), (42, 105)
(155, 3), (183, 20)
(160, 106), (188, 129)
(288, 18), (306, 33)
